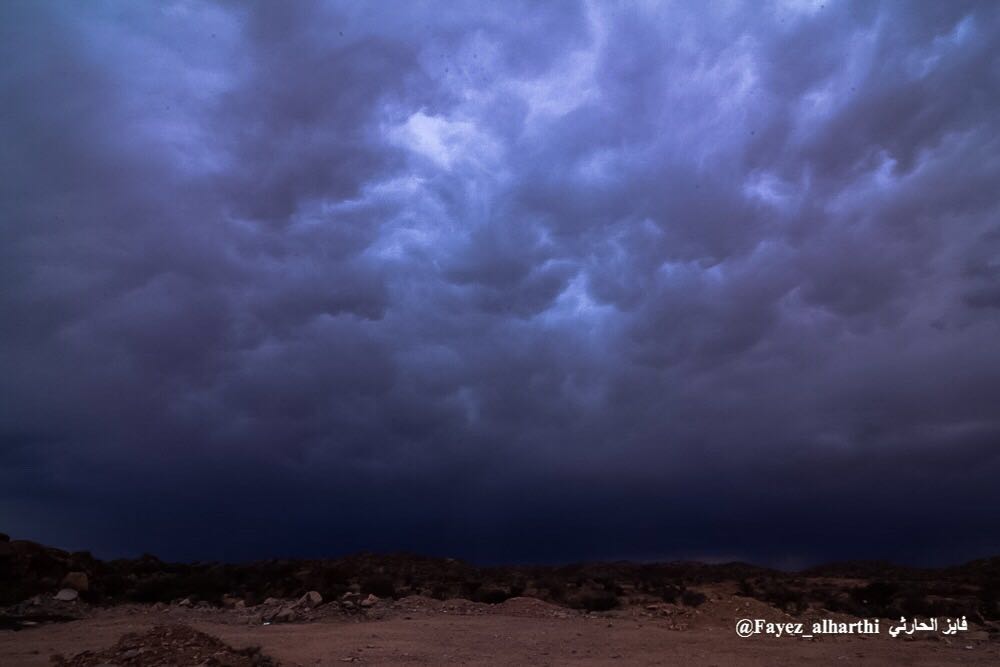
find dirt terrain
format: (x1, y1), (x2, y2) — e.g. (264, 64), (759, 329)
(2, 533), (999, 665)
(2, 590), (999, 666)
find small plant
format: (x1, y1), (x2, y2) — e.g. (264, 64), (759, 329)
(573, 591), (620, 612)
(681, 589), (707, 607)
(361, 575), (396, 599)
(659, 584), (682, 603)
(474, 587), (511, 604)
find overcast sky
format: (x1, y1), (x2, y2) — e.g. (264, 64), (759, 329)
(3, 0), (1000, 567)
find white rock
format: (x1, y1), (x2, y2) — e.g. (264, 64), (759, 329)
(54, 588), (78, 602)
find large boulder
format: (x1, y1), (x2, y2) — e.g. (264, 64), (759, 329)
(274, 606), (298, 623)
(297, 591), (322, 608)
(61, 571), (89, 592)
(222, 594), (246, 609)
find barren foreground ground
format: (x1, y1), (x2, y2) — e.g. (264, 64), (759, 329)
(3, 593), (997, 666)
(4, 537), (1000, 665)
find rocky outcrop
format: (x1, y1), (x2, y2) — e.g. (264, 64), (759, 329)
(61, 572), (89, 592)
(298, 590), (323, 608)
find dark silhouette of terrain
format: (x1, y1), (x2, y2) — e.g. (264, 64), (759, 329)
(3, 532), (999, 623)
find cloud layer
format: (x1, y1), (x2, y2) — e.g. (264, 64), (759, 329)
(3, 0), (1000, 566)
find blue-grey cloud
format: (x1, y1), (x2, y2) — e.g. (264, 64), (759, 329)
(2, 0), (1000, 566)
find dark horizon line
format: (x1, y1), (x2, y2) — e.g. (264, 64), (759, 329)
(7, 532), (997, 575)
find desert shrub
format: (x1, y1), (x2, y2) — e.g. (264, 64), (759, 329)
(538, 578), (567, 603)
(825, 595), (869, 617)
(594, 576), (621, 595)
(131, 569), (231, 604)
(462, 579), (483, 598)
(850, 581), (898, 608)
(899, 590), (933, 617)
(573, 591), (620, 612)
(742, 580), (807, 614)
(128, 554), (167, 576)
(128, 574), (186, 603)
(313, 568), (350, 601)
(474, 587), (512, 604)
(894, 584), (978, 618)
(556, 563), (583, 577)
(978, 580), (1000, 620)
(768, 585), (806, 613)
(361, 575), (396, 599)
(659, 584), (682, 603)
(89, 572), (127, 601)
(847, 581), (903, 616)
(681, 589), (707, 607)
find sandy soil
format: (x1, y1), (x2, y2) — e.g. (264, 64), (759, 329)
(2, 597), (997, 666)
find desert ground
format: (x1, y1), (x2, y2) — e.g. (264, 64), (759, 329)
(3, 535), (998, 665)
(2, 592), (999, 666)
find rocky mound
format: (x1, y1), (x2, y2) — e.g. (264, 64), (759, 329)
(50, 624), (277, 666)
(496, 596), (570, 617)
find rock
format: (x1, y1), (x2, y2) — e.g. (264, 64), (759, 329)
(297, 591), (323, 608)
(54, 588), (79, 602)
(966, 630), (989, 641)
(361, 594), (379, 608)
(177, 598), (192, 607)
(274, 606), (298, 622)
(341, 592), (360, 602)
(62, 571), (90, 592)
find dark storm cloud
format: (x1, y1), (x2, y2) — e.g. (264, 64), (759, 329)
(3, 0), (1000, 566)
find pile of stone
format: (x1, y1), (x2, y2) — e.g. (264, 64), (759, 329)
(339, 591), (380, 611)
(0, 576), (90, 630)
(50, 623), (277, 666)
(232, 590), (384, 624)
(259, 590), (325, 623)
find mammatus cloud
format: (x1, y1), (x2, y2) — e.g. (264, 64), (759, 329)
(2, 0), (999, 565)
